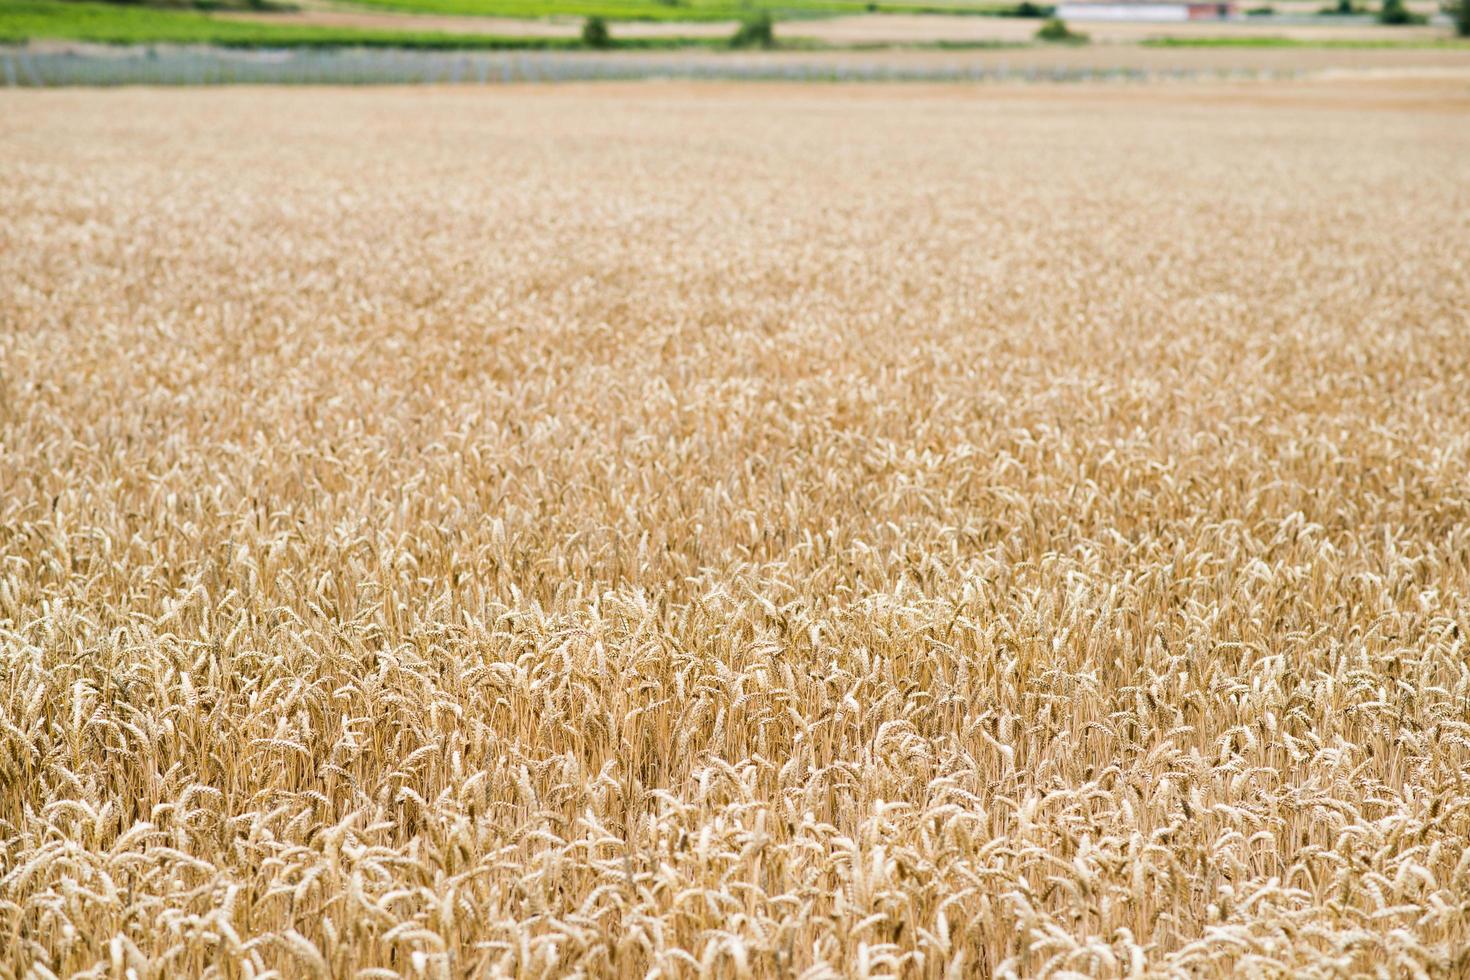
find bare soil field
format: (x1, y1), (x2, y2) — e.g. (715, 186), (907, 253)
(3, 77), (1470, 977)
(779, 12), (1456, 43)
(518, 42), (1470, 68)
(652, 43), (1470, 68)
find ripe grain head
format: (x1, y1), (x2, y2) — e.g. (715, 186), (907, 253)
(1, 80), (1469, 978)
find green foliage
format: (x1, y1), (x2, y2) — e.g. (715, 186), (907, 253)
(728, 8), (773, 46)
(0, 0), (729, 47)
(106, 0), (297, 8)
(1245, 4), (1274, 13)
(1376, 0), (1427, 22)
(275, 0), (1027, 22)
(580, 14), (611, 45)
(1455, 0), (1470, 36)
(1, 0), (1046, 25)
(1035, 15), (1085, 41)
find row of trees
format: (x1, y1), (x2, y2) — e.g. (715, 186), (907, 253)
(1377, 0), (1470, 30)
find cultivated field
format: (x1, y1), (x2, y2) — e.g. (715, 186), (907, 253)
(2, 78), (1470, 977)
(209, 9), (1459, 44)
(8, 0), (1470, 55)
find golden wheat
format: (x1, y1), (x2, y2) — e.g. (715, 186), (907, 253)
(2, 79), (1470, 978)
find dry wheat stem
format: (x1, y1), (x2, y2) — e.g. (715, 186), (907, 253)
(2, 81), (1469, 978)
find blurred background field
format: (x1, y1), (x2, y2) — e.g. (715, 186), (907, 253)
(1, 0), (1466, 64)
(6, 35), (1470, 85)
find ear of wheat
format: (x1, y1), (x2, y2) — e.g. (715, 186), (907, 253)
(2, 79), (1468, 978)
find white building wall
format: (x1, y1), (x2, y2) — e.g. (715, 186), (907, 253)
(1054, 3), (1191, 19)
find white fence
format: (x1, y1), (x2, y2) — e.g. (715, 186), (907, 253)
(0, 46), (1297, 87)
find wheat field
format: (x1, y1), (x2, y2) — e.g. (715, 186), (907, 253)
(2, 79), (1470, 978)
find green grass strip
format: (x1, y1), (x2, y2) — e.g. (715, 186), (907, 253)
(0, 0), (749, 46)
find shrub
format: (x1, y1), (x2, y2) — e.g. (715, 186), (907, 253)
(581, 15), (611, 48)
(1376, 0), (1426, 22)
(1014, 1), (1052, 16)
(1454, 0), (1470, 34)
(1246, 4), (1274, 13)
(729, 10), (775, 47)
(1036, 16), (1087, 41)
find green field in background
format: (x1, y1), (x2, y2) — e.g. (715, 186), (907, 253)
(0, 0), (1048, 49)
(0, 0), (740, 45)
(5, 0), (1462, 49)
(332, 0), (1029, 21)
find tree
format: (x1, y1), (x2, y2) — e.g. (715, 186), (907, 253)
(1036, 16), (1088, 41)
(1376, 0), (1425, 23)
(581, 16), (612, 48)
(730, 11), (776, 48)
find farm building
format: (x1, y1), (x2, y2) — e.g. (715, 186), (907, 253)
(1054, 0), (1234, 19)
